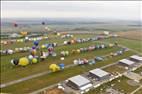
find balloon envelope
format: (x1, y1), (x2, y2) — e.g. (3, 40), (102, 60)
(19, 57), (29, 66)
(28, 55), (33, 60)
(49, 64), (60, 72)
(34, 41), (39, 46)
(32, 58), (38, 63)
(11, 59), (19, 65)
(59, 63), (65, 69)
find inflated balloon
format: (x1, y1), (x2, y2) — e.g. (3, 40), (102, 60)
(32, 46), (36, 49)
(42, 22), (45, 25)
(15, 48), (19, 52)
(32, 58), (38, 64)
(60, 57), (65, 61)
(19, 48), (23, 51)
(34, 41), (39, 46)
(11, 59), (19, 65)
(8, 50), (14, 54)
(25, 37), (29, 40)
(49, 64), (60, 72)
(20, 32), (28, 36)
(83, 59), (88, 64)
(41, 45), (46, 49)
(19, 57), (29, 66)
(65, 51), (69, 56)
(59, 63), (65, 69)
(13, 23), (18, 27)
(71, 40), (75, 44)
(48, 47), (53, 52)
(31, 50), (37, 56)
(28, 55), (33, 60)
(73, 60), (78, 65)
(63, 41), (67, 45)
(76, 49), (80, 53)
(57, 33), (61, 36)
(71, 50), (76, 54)
(109, 44), (114, 47)
(88, 59), (96, 65)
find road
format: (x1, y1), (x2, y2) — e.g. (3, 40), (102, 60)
(130, 85), (142, 94)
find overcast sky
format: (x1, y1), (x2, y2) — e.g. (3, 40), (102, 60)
(1, 1), (142, 21)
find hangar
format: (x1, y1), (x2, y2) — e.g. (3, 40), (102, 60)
(89, 68), (110, 80)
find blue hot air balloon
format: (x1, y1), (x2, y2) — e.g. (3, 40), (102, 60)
(59, 63), (65, 69)
(34, 41), (39, 46)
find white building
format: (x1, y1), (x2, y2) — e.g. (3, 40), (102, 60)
(66, 75), (92, 91)
(130, 55), (142, 62)
(119, 59), (135, 67)
(89, 68), (110, 80)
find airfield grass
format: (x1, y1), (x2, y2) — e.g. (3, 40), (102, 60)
(133, 66), (142, 74)
(1, 36), (122, 84)
(1, 51), (134, 93)
(103, 64), (126, 74)
(99, 37), (142, 53)
(1, 45), (120, 84)
(86, 76), (139, 94)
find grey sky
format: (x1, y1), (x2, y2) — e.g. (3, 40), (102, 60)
(1, 1), (142, 20)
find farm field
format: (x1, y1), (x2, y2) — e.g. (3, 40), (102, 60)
(115, 30), (142, 40)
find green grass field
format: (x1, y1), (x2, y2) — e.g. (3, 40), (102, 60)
(103, 64), (126, 74)
(99, 37), (142, 53)
(1, 41), (120, 84)
(1, 51), (134, 93)
(1, 33), (142, 94)
(86, 76), (139, 94)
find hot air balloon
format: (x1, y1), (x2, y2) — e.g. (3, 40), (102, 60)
(19, 57), (29, 66)
(31, 49), (37, 56)
(41, 22), (45, 25)
(49, 64), (60, 72)
(32, 58), (38, 64)
(28, 55), (33, 60)
(11, 59), (19, 66)
(59, 63), (65, 69)
(20, 31), (28, 36)
(13, 22), (18, 27)
(33, 41), (39, 46)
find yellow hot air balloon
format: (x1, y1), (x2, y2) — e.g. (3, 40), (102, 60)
(31, 50), (37, 56)
(49, 64), (60, 72)
(19, 57), (29, 66)
(41, 45), (46, 49)
(32, 58), (38, 64)
(71, 40), (75, 44)
(20, 31), (28, 36)
(109, 44), (114, 47)
(76, 49), (80, 53)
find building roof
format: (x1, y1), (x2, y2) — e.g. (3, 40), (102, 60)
(130, 55), (142, 61)
(119, 59), (135, 65)
(68, 75), (91, 87)
(89, 68), (109, 78)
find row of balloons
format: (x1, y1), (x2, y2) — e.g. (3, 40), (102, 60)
(11, 57), (65, 72)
